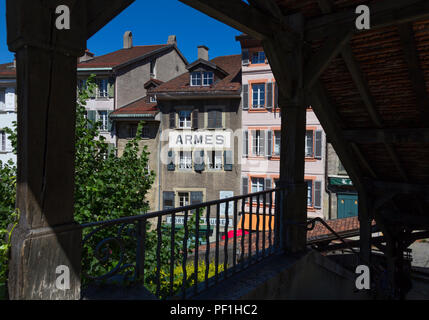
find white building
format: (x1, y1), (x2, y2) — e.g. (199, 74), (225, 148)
(0, 61), (17, 165)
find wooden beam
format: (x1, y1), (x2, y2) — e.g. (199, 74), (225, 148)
(304, 27), (353, 90)
(398, 22), (429, 122)
(86, 0), (135, 39)
(385, 144), (408, 182)
(248, 0), (284, 22)
(371, 180), (429, 196)
(343, 128), (429, 144)
(306, 0), (429, 40)
(307, 82), (367, 191)
(340, 44), (384, 127)
(350, 142), (378, 179)
(179, 0), (293, 41)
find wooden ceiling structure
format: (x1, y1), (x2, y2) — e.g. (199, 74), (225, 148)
(180, 0), (429, 298)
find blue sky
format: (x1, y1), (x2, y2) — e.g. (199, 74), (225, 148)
(0, 0), (242, 63)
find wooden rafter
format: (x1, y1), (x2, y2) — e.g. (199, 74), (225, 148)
(371, 180), (429, 197)
(398, 22), (429, 122)
(179, 0), (297, 41)
(306, 0), (429, 41)
(343, 128), (429, 144)
(304, 27), (353, 90)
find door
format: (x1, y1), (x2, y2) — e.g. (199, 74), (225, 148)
(337, 194), (358, 218)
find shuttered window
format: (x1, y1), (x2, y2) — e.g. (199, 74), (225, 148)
(252, 84), (265, 108)
(252, 130), (265, 156)
(224, 150), (233, 171)
(169, 111), (175, 128)
(242, 177), (249, 195)
(274, 131), (281, 156)
(305, 130), (314, 157)
(266, 130), (273, 157)
(163, 191), (175, 210)
(208, 109), (222, 128)
(314, 181), (322, 209)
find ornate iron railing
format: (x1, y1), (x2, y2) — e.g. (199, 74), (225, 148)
(80, 187), (286, 299)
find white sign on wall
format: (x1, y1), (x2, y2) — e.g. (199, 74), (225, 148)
(169, 131), (231, 149)
(220, 191), (234, 216)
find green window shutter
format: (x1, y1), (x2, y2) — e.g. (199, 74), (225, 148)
(266, 130), (272, 158)
(192, 109), (199, 129)
(87, 110), (96, 129)
(315, 130), (323, 159)
(242, 84), (249, 110)
(242, 177), (249, 195)
(107, 111), (113, 131)
(163, 191), (175, 210)
(194, 150), (205, 171)
(208, 110), (215, 128)
(167, 150), (175, 171)
(243, 130), (248, 157)
(314, 181), (322, 209)
(224, 150), (233, 171)
(266, 82), (273, 109)
(169, 111), (176, 129)
(274, 82), (278, 108)
(265, 178), (272, 190)
(108, 78), (115, 98)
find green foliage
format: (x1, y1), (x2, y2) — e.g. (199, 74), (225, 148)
(150, 260), (225, 299)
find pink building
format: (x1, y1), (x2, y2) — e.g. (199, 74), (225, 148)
(237, 34), (327, 219)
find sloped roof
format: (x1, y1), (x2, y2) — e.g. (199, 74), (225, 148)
(77, 44), (170, 69)
(110, 96), (158, 118)
(0, 62), (16, 78)
(151, 54), (242, 95)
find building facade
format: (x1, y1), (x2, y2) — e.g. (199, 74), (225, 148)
(151, 49), (242, 237)
(237, 34), (328, 219)
(77, 32), (188, 147)
(326, 143), (358, 219)
(0, 61), (17, 165)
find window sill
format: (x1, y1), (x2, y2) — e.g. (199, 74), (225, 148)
(248, 108), (267, 113)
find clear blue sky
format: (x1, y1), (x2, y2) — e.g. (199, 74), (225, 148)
(0, 0), (242, 63)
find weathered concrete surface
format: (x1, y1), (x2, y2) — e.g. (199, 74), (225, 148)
(192, 250), (372, 300)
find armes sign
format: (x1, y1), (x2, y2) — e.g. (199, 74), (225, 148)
(169, 131), (231, 149)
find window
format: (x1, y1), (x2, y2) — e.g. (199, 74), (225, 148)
(207, 109), (222, 128)
(129, 125), (137, 138)
(251, 177), (265, 193)
(252, 83), (265, 108)
(203, 72), (214, 86)
(97, 79), (108, 98)
(97, 111), (108, 131)
(179, 151), (192, 170)
(305, 130), (314, 157)
(208, 151), (222, 170)
(149, 95), (157, 103)
(142, 126), (150, 138)
(77, 79), (86, 92)
(179, 110), (192, 128)
(0, 131), (5, 151)
(252, 130), (264, 156)
(179, 192), (190, 207)
(191, 71), (213, 86)
(190, 72), (202, 86)
(251, 51), (266, 64)
(306, 180), (313, 207)
(274, 131), (281, 156)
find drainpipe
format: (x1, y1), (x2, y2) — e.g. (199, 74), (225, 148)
(157, 124), (162, 211)
(325, 140), (333, 220)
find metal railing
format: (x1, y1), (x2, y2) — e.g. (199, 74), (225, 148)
(80, 187), (285, 299)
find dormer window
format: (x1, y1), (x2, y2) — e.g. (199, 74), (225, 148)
(150, 95), (157, 103)
(191, 71), (213, 86)
(251, 51), (266, 64)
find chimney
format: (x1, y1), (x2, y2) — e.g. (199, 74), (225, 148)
(167, 35), (177, 46)
(198, 45), (209, 61)
(123, 31), (133, 49)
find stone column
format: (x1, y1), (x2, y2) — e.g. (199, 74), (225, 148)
(6, 0), (87, 299)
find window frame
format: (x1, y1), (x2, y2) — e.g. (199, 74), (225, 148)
(178, 110), (192, 129)
(274, 130), (281, 156)
(97, 110), (109, 132)
(207, 150), (222, 171)
(97, 78), (109, 98)
(179, 151), (193, 170)
(305, 129), (315, 158)
(251, 51), (266, 64)
(251, 83), (265, 109)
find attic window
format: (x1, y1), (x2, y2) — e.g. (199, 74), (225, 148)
(150, 95), (157, 103)
(251, 51), (266, 64)
(191, 71), (213, 86)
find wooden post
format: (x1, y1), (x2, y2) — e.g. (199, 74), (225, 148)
(6, 0), (87, 299)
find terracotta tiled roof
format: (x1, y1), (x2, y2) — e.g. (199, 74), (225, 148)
(77, 45), (169, 69)
(110, 96), (158, 117)
(0, 62), (16, 77)
(151, 54), (242, 95)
